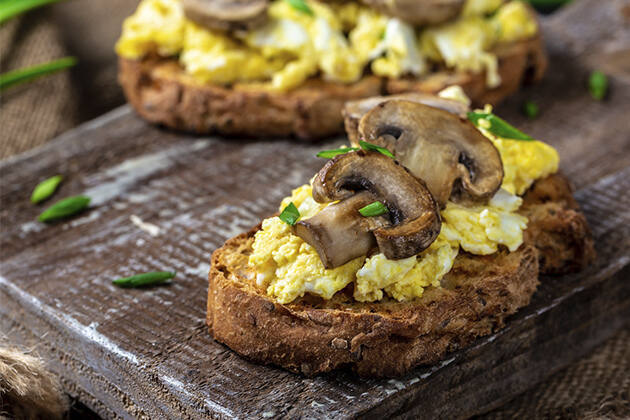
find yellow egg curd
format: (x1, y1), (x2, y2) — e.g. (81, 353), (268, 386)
(477, 105), (559, 195)
(249, 97), (559, 304)
(249, 182), (533, 304)
(116, 0), (539, 91)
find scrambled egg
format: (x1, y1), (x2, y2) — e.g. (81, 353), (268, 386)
(355, 234), (458, 302)
(477, 105), (559, 195)
(250, 182), (529, 303)
(249, 185), (365, 304)
(249, 90), (559, 304)
(116, 0), (538, 91)
(441, 189), (527, 255)
(115, 0), (185, 58)
(420, 0), (537, 87)
(421, 15), (500, 87)
(461, 0), (503, 17)
(492, 1), (539, 43)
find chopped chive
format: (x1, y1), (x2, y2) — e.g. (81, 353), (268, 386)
(316, 147), (359, 159)
(588, 70), (608, 101)
(0, 57), (77, 92)
(31, 175), (63, 204)
(279, 202), (300, 226)
(359, 140), (395, 158)
(467, 111), (533, 141)
(284, 0), (313, 16)
(0, 0), (67, 23)
(38, 195), (90, 222)
(522, 100), (539, 119)
(359, 201), (388, 217)
(112, 271), (176, 288)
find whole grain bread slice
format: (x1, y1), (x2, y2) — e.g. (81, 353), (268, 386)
(119, 35), (546, 140)
(207, 174), (595, 377)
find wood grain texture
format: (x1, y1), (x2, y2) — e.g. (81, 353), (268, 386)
(1, 0), (630, 418)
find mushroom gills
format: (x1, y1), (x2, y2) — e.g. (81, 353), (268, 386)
(358, 100), (503, 207)
(312, 150), (441, 263)
(293, 192), (380, 269)
(343, 93), (469, 145)
(182, 0), (269, 33)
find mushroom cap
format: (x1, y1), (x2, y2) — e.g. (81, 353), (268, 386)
(293, 192), (380, 269)
(182, 0), (269, 32)
(358, 100), (504, 207)
(360, 0), (465, 26)
(312, 150), (441, 260)
(343, 93), (469, 145)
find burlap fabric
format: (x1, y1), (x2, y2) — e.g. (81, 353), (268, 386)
(0, 1), (628, 418)
(0, 0), (136, 159)
(0, 11), (76, 159)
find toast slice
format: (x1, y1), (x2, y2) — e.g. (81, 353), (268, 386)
(521, 173), (596, 274)
(207, 174), (595, 377)
(119, 35), (546, 140)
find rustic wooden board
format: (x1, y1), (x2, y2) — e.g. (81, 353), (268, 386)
(1, 0), (630, 418)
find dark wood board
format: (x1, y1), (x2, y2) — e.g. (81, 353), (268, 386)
(1, 0), (629, 418)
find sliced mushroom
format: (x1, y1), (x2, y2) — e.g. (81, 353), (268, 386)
(359, 100), (503, 206)
(311, 151), (441, 262)
(183, 0), (268, 33)
(343, 93), (469, 145)
(360, 0), (464, 26)
(293, 192), (383, 269)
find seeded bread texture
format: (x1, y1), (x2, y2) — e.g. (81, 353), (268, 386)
(207, 174), (594, 377)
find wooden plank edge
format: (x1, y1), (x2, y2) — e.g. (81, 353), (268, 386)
(0, 105), (133, 169)
(0, 275), (219, 420)
(404, 266), (630, 419)
(359, 266), (630, 420)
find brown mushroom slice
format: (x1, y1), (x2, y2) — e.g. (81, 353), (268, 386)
(343, 93), (469, 145)
(183, 0), (268, 33)
(358, 100), (503, 206)
(312, 151), (441, 261)
(360, 0), (464, 26)
(293, 192), (381, 269)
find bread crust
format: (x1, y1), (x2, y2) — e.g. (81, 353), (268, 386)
(119, 35), (546, 140)
(520, 174), (596, 274)
(209, 231), (538, 377)
(207, 174), (594, 377)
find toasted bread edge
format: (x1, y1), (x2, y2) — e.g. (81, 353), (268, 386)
(206, 174), (594, 377)
(119, 35), (547, 140)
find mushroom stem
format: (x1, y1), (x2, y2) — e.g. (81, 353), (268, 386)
(312, 150), (441, 261)
(293, 192), (379, 269)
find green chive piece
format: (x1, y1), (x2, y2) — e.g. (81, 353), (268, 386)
(38, 195), (90, 222)
(359, 201), (388, 217)
(359, 140), (395, 158)
(112, 271), (176, 288)
(467, 111), (533, 141)
(0, 0), (67, 23)
(0, 57), (77, 92)
(30, 175), (63, 204)
(588, 70), (608, 101)
(284, 0), (313, 16)
(522, 100), (539, 119)
(316, 147), (359, 159)
(279, 202), (300, 226)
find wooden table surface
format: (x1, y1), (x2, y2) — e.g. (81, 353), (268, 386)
(1, 0), (630, 418)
